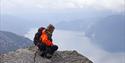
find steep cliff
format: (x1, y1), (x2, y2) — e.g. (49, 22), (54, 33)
(0, 47), (93, 63)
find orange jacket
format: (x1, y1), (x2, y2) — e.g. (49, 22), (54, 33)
(40, 30), (53, 46)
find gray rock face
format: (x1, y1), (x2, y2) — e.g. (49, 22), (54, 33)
(0, 47), (93, 63)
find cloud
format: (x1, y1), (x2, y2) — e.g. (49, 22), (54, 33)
(0, 0), (124, 13)
(24, 28), (125, 63)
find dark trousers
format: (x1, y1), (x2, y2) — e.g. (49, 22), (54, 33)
(37, 43), (58, 55)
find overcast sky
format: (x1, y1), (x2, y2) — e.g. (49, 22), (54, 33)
(0, 0), (124, 33)
(0, 0), (125, 14)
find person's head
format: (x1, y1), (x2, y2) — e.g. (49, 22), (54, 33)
(38, 27), (45, 33)
(46, 24), (55, 34)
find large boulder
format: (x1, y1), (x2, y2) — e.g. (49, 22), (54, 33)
(0, 47), (93, 63)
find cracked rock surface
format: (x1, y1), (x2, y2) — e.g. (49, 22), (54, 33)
(0, 47), (93, 63)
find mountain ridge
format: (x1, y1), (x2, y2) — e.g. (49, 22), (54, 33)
(0, 31), (32, 54)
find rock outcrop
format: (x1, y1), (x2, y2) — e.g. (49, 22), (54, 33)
(0, 47), (93, 63)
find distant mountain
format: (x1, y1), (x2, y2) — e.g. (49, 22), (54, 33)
(56, 19), (96, 31)
(55, 12), (114, 32)
(85, 14), (125, 52)
(0, 31), (32, 54)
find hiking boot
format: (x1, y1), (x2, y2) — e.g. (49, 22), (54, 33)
(38, 51), (46, 57)
(40, 53), (45, 57)
(45, 53), (52, 59)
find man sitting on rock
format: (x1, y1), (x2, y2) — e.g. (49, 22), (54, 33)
(34, 24), (58, 59)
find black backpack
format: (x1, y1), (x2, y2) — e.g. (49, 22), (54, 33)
(33, 27), (45, 46)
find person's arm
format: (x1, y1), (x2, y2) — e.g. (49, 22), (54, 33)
(40, 32), (53, 46)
